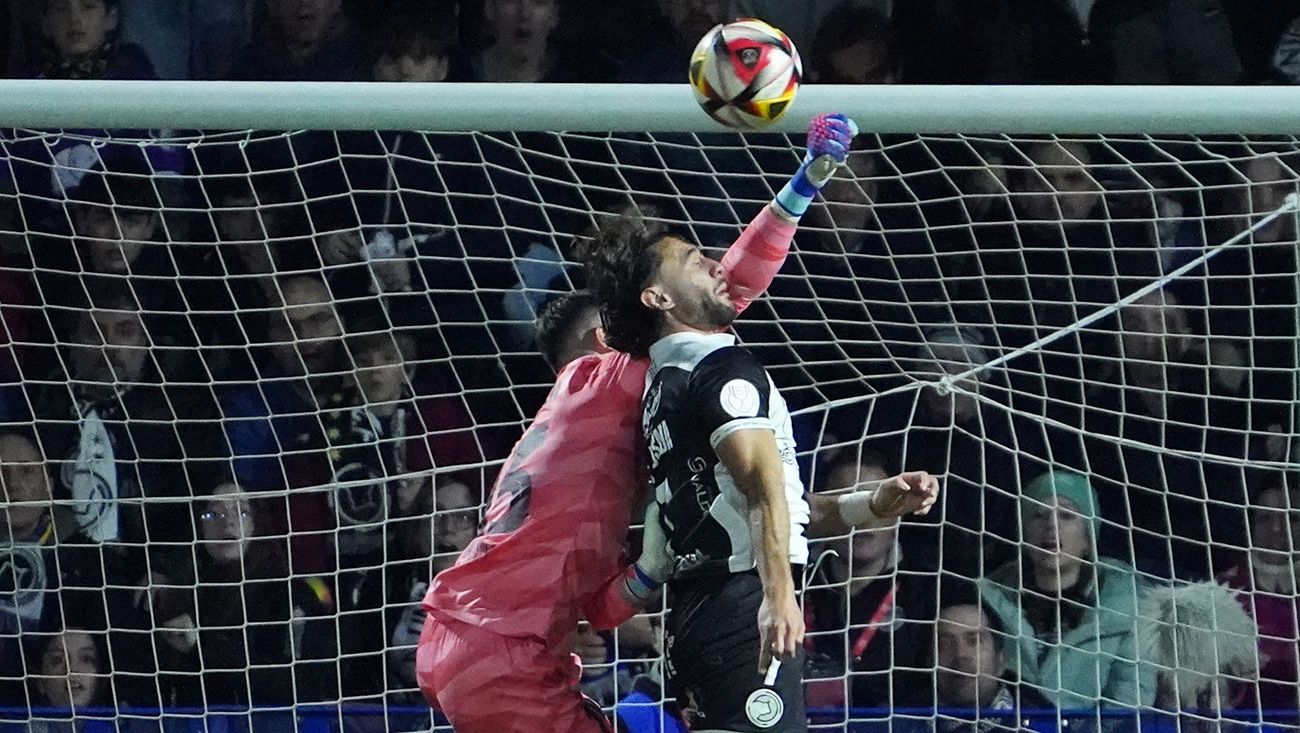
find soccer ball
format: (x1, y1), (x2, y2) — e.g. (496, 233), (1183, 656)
(688, 19), (801, 130)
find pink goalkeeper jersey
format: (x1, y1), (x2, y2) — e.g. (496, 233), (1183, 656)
(423, 206), (796, 651)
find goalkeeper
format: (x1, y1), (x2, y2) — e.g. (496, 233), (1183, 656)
(416, 113), (908, 733)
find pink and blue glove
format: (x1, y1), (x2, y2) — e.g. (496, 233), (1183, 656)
(622, 501), (673, 603)
(774, 112), (859, 220)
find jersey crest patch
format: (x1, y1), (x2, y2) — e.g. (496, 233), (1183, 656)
(719, 379), (761, 418)
(744, 688), (784, 728)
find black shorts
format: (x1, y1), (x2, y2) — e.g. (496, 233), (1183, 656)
(665, 570), (806, 732)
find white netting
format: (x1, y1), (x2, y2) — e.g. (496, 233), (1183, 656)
(0, 125), (1297, 732)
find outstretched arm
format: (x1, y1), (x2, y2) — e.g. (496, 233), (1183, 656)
(583, 500), (674, 630)
(722, 113), (859, 314)
(807, 471), (940, 538)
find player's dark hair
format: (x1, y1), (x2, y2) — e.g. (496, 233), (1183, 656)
(535, 289), (597, 371)
(571, 205), (675, 359)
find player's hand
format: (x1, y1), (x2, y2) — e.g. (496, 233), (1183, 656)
(757, 591), (804, 672)
(773, 112), (860, 220)
(634, 501), (674, 584)
(572, 622), (611, 669)
(803, 112), (859, 189)
(622, 502), (675, 604)
(869, 471), (940, 519)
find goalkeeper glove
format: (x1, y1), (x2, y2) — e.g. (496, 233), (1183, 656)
(622, 501), (674, 603)
(774, 112), (859, 220)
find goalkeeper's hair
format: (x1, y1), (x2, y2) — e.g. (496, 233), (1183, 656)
(571, 204), (676, 358)
(535, 289), (597, 371)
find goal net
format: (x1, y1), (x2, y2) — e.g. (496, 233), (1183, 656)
(0, 87), (1297, 732)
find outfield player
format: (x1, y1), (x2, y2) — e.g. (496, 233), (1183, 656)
(578, 113), (939, 732)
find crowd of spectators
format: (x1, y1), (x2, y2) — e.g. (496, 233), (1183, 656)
(0, 0), (1297, 729)
(4, 0), (1300, 85)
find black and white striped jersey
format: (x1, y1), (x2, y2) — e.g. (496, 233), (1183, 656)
(643, 331), (810, 579)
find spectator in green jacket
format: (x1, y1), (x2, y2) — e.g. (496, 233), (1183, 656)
(979, 469), (1157, 710)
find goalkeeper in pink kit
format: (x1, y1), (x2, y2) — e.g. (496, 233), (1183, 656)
(416, 114), (920, 732)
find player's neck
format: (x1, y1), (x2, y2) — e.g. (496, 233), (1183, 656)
(657, 318), (721, 342)
(660, 322), (695, 339)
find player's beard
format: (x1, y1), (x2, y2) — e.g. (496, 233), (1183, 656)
(698, 292), (737, 330)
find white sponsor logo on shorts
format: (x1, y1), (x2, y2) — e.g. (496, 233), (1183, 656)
(719, 379), (760, 418)
(744, 688), (784, 729)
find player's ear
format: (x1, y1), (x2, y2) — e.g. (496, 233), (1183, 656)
(640, 286), (672, 312)
(593, 326), (611, 353)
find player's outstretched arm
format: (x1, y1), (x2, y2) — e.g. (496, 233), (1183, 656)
(721, 112), (858, 313)
(715, 428), (804, 672)
(807, 471), (940, 538)
(583, 501), (674, 630)
(773, 112), (860, 222)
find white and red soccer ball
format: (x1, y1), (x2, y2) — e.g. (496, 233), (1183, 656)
(689, 19), (802, 130)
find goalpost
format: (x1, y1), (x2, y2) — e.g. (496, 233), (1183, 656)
(0, 82), (1298, 732)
